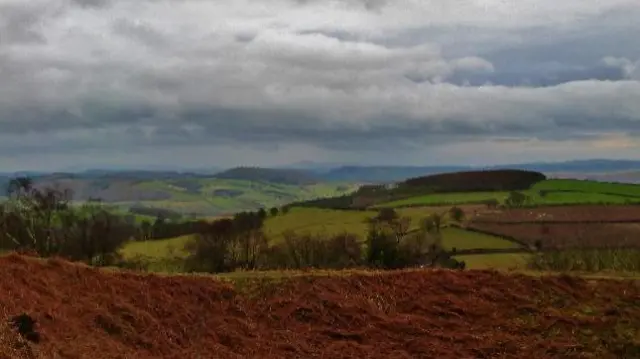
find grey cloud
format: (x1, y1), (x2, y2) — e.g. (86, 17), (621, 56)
(111, 19), (169, 48)
(0, 3), (50, 45)
(292, 0), (388, 11)
(446, 63), (627, 87)
(68, 0), (112, 9)
(1, 0), (640, 169)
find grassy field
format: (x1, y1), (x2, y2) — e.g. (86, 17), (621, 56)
(440, 227), (521, 251)
(123, 179), (359, 216)
(4, 175), (359, 217)
(532, 179), (640, 197)
(120, 207), (449, 261)
(121, 234), (194, 259)
(376, 191), (510, 207)
(377, 179), (640, 208)
(119, 207), (522, 271)
(530, 191), (636, 205)
(118, 178), (640, 273)
(454, 253), (530, 270)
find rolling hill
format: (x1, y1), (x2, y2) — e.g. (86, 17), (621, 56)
(213, 166), (321, 185)
(0, 171), (358, 217)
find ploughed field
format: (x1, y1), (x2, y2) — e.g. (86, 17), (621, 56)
(467, 222), (640, 249)
(471, 205), (640, 223)
(466, 205), (640, 249)
(2, 254), (640, 359)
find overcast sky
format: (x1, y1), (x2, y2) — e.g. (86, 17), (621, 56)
(1, 0), (640, 171)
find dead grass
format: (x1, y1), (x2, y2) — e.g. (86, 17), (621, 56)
(1, 253), (639, 358)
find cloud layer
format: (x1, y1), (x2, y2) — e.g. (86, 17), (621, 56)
(1, 0), (640, 170)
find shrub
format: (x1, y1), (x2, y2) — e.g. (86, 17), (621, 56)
(505, 191), (529, 208)
(449, 206), (465, 222)
(266, 231), (363, 270)
(374, 208), (398, 223)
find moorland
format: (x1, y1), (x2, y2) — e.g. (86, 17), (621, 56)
(2, 161), (640, 358)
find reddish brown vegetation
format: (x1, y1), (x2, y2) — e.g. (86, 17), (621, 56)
(472, 205), (640, 223)
(403, 169), (546, 192)
(468, 222), (640, 249)
(1, 254), (639, 358)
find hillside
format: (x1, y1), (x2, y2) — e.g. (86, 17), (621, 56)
(2, 254), (639, 358)
(0, 174), (357, 217)
(402, 169), (546, 192)
(292, 169), (547, 209)
(377, 178), (640, 208)
(213, 167), (320, 185)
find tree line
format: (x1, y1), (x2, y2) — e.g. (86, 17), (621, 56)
(181, 206), (466, 273)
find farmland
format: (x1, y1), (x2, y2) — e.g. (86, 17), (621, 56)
(452, 253), (530, 270)
(466, 222), (640, 249)
(471, 204), (640, 223)
(375, 191), (511, 207)
(108, 169), (640, 275)
(532, 179), (640, 197)
(439, 227), (521, 251)
(119, 206), (522, 271)
(5, 169), (640, 358)
(376, 178), (640, 208)
(1, 173), (358, 217)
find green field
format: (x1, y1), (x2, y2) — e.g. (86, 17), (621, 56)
(532, 179), (640, 197)
(377, 191), (510, 208)
(529, 191), (636, 205)
(454, 253), (531, 270)
(121, 234), (194, 259)
(113, 177), (640, 273)
(120, 207), (454, 260)
(89, 179), (359, 217)
(377, 179), (640, 208)
(440, 227), (520, 251)
(119, 208), (521, 269)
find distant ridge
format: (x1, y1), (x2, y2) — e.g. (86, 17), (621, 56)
(212, 167), (320, 185)
(2, 159), (640, 184)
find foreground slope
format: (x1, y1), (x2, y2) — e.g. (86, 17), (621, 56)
(1, 254), (639, 359)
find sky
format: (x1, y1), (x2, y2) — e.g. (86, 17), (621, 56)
(1, 0), (640, 171)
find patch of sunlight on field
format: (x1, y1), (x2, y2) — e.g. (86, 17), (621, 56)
(265, 206), (452, 241)
(441, 227), (522, 251)
(455, 253), (531, 270)
(120, 234), (195, 259)
(264, 207), (377, 241)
